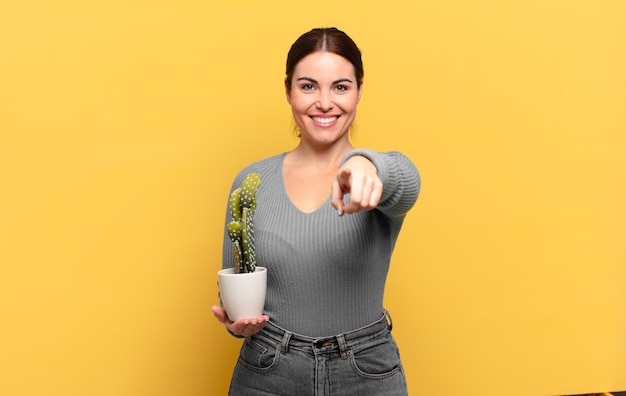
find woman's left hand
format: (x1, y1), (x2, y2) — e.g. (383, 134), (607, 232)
(331, 155), (382, 215)
(211, 305), (269, 337)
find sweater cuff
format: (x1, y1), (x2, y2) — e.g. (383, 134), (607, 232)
(227, 328), (246, 339)
(340, 149), (389, 184)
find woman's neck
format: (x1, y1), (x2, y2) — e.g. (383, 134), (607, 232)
(288, 140), (353, 169)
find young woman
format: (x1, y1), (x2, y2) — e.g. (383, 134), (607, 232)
(212, 27), (421, 395)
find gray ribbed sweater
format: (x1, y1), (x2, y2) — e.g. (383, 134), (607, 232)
(221, 149), (421, 337)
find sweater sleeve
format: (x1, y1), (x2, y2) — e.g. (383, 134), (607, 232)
(341, 149), (421, 219)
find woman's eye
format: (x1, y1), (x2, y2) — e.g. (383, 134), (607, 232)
(301, 84), (314, 91)
(335, 85), (348, 92)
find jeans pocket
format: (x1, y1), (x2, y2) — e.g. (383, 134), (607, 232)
(237, 335), (280, 373)
(349, 334), (402, 380)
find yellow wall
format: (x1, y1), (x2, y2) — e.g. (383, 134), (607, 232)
(1, 1), (624, 395)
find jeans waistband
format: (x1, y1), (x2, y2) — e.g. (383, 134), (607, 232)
(259, 311), (393, 358)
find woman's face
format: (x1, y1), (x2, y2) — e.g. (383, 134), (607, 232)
(286, 51), (361, 146)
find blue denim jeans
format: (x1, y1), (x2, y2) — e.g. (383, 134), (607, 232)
(228, 312), (408, 396)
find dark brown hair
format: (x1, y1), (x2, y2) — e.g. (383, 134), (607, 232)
(285, 27), (364, 91)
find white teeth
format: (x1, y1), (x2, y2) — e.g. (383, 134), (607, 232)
(312, 116), (337, 124)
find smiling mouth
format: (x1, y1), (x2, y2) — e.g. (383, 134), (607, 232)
(311, 116), (338, 124)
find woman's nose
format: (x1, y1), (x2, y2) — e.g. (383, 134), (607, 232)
(316, 92), (334, 112)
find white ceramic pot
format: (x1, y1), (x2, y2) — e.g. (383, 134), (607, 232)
(217, 267), (267, 321)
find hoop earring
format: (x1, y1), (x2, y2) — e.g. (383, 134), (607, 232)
(293, 124), (301, 138)
(349, 122), (357, 138)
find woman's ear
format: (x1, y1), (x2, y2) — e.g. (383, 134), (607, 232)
(357, 84), (363, 104)
(285, 78), (291, 104)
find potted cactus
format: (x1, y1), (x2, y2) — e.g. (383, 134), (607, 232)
(218, 173), (267, 321)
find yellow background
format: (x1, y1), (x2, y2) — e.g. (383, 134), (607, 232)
(1, 1), (625, 395)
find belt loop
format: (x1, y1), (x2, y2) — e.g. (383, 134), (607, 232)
(336, 334), (349, 360)
(385, 310), (393, 331)
(280, 331), (292, 354)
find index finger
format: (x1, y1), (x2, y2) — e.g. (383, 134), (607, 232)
(330, 178), (345, 215)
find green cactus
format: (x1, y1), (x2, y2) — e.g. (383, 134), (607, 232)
(227, 221), (244, 273)
(228, 173), (261, 273)
(217, 281), (224, 308)
(240, 173), (260, 210)
(241, 208), (255, 272)
(229, 188), (242, 221)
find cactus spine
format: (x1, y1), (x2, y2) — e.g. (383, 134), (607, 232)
(227, 173), (261, 273)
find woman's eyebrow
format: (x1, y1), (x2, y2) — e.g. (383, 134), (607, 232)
(297, 77), (318, 84)
(296, 77), (354, 84)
